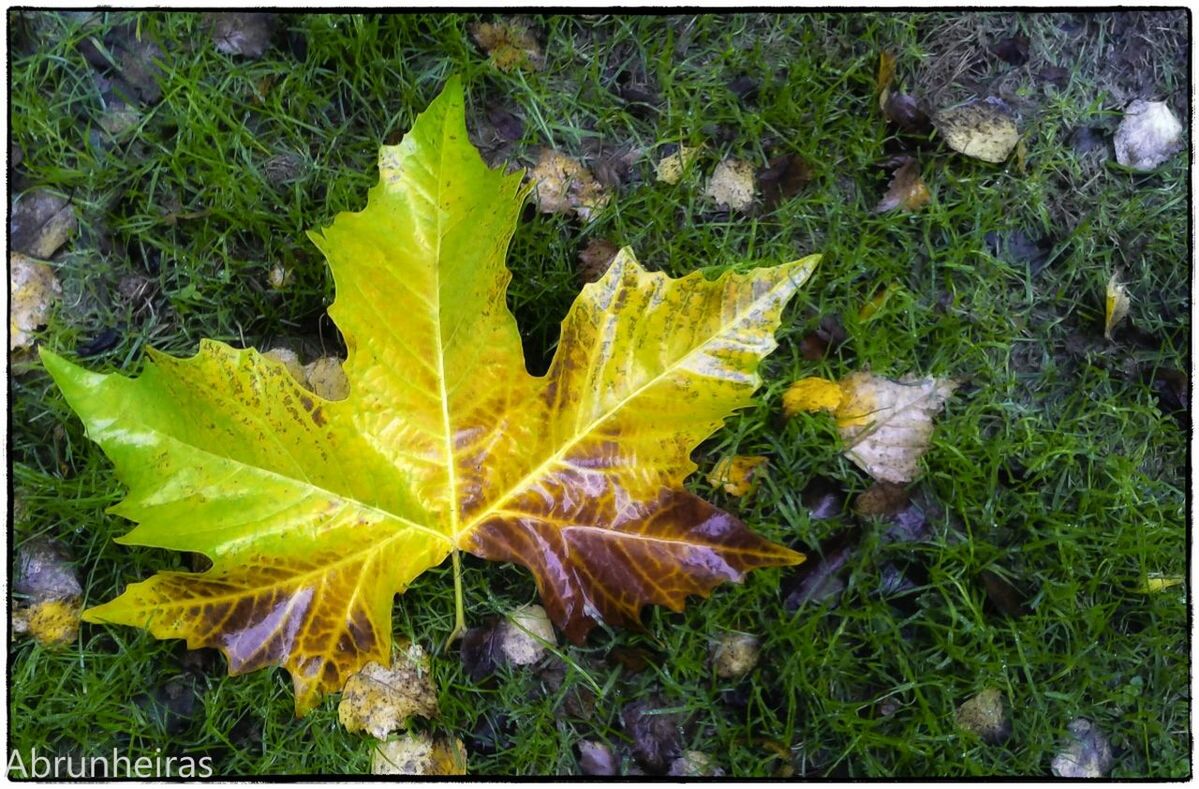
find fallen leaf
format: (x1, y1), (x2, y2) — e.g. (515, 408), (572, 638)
(800, 476), (846, 520)
(669, 751), (723, 777)
(10, 252), (62, 351)
(43, 78), (812, 713)
(955, 688), (1011, 744)
(577, 238), (620, 283)
(78, 23), (163, 106)
(1114, 99), (1183, 171)
(1142, 366), (1188, 419)
(758, 153), (813, 209)
(1104, 273), (1131, 340)
(979, 568), (1030, 617)
(262, 346), (307, 384)
(1135, 575), (1183, 593)
(528, 148), (610, 221)
(459, 618), (506, 683)
(655, 144), (701, 185)
(785, 373), (957, 484)
(303, 355), (349, 400)
(881, 93), (934, 135)
(15, 538), (82, 601)
(934, 98), (1019, 163)
(799, 314), (848, 361)
(1051, 718), (1113, 778)
(372, 733), (468, 776)
(337, 643), (439, 740)
(10, 190), (77, 258)
(874, 159), (930, 213)
(267, 263), (293, 290)
(782, 528), (860, 611)
(209, 12), (277, 58)
(992, 34), (1030, 66)
(497, 604), (556, 666)
(577, 740), (619, 776)
(704, 157), (756, 211)
(710, 632), (760, 678)
(876, 51), (897, 103)
(470, 18), (543, 72)
(622, 697), (685, 775)
(13, 598), (81, 648)
(707, 455), (768, 497)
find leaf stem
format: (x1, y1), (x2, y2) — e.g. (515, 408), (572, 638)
(443, 548), (467, 650)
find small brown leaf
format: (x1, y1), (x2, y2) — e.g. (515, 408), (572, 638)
(470, 18), (544, 72)
(758, 153), (813, 209)
(528, 148), (610, 221)
(874, 159), (930, 213)
(303, 356), (349, 400)
(10, 190), (77, 259)
(622, 697), (685, 775)
(209, 12), (277, 59)
(881, 92), (933, 135)
(783, 528), (860, 611)
(992, 34), (1029, 66)
(955, 688), (1011, 745)
(876, 51), (897, 102)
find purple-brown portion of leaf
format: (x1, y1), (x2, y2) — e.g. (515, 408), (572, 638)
(467, 487), (802, 643)
(759, 153), (813, 209)
(621, 696), (685, 774)
(782, 528), (860, 611)
(882, 93), (933, 135)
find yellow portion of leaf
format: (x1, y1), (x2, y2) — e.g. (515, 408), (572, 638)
(782, 377), (844, 415)
(1136, 576), (1183, 593)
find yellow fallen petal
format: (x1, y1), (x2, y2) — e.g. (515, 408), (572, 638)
(1104, 273), (1130, 340)
(707, 455), (768, 497)
(782, 377), (844, 416)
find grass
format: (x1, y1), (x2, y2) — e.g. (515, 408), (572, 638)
(9, 10), (1189, 777)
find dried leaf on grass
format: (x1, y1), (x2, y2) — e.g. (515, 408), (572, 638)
(1051, 718), (1113, 778)
(372, 733), (467, 775)
(1114, 100), (1183, 171)
(529, 148), (610, 221)
(875, 51), (931, 134)
(10, 190), (77, 259)
(784, 372), (957, 483)
(338, 643), (438, 740)
(10, 252), (62, 351)
(934, 98), (1019, 163)
(577, 740), (619, 776)
(758, 153), (813, 209)
(12, 539), (83, 648)
(955, 687), (1011, 744)
(577, 238), (620, 283)
(470, 18), (543, 72)
(1104, 273), (1131, 340)
(209, 12), (276, 58)
(874, 159), (930, 213)
(704, 158), (756, 211)
(655, 144), (702, 185)
(706, 455), (768, 497)
(710, 632), (760, 678)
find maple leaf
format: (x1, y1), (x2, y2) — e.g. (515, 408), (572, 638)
(41, 77), (817, 714)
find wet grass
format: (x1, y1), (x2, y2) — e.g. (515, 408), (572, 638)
(9, 10), (1189, 777)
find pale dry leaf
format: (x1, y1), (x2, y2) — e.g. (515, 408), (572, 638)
(338, 643), (438, 740)
(469, 18), (544, 72)
(933, 98), (1019, 163)
(1104, 273), (1130, 340)
(10, 252), (63, 351)
(267, 263), (293, 290)
(710, 631), (760, 679)
(372, 733), (468, 775)
(875, 160), (930, 213)
(1051, 718), (1113, 778)
(706, 455), (768, 497)
(704, 158), (756, 211)
(528, 149), (610, 221)
(499, 604), (556, 666)
(303, 356), (349, 400)
(785, 373), (957, 483)
(655, 144), (701, 185)
(10, 190), (77, 259)
(1114, 100), (1183, 171)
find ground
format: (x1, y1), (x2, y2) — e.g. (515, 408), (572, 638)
(8, 10), (1190, 777)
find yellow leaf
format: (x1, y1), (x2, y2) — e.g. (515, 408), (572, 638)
(338, 643), (439, 740)
(1104, 273), (1131, 340)
(656, 144), (702, 185)
(707, 455), (769, 497)
(528, 148), (610, 221)
(10, 252), (62, 351)
(372, 733), (468, 775)
(782, 377), (844, 416)
(20, 599), (81, 648)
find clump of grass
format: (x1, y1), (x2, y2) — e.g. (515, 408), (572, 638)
(10, 11), (1187, 776)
